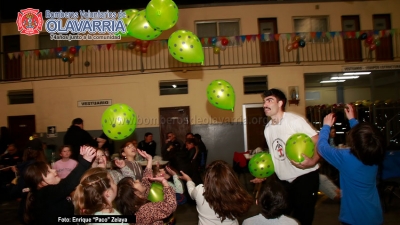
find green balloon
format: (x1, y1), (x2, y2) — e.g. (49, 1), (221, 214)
(126, 10), (162, 40)
(285, 133), (315, 162)
(146, 0), (179, 30)
(116, 9), (139, 37)
(248, 152), (275, 178)
(101, 103), (137, 141)
(168, 30), (204, 64)
(206, 80), (235, 111)
(147, 182), (164, 202)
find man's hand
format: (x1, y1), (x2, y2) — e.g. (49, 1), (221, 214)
(290, 153), (315, 169)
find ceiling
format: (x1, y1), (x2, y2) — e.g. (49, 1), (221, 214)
(305, 70), (400, 88)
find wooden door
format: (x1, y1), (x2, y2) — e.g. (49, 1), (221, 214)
(3, 35), (22, 81)
(258, 18), (280, 65)
(245, 106), (268, 151)
(342, 16), (362, 62)
(8, 115), (36, 150)
(373, 14), (393, 61)
(159, 107), (191, 149)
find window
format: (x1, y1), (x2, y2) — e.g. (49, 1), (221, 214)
(294, 16), (329, 42)
(195, 20), (240, 46)
(8, 89), (34, 104)
(159, 80), (188, 95)
(243, 76), (268, 94)
(39, 33), (79, 59)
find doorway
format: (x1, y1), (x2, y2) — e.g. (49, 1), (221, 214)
(8, 115), (36, 150)
(341, 16), (362, 62)
(242, 104), (268, 151)
(373, 14), (393, 61)
(258, 18), (280, 65)
(2, 35), (22, 81)
(159, 106), (191, 149)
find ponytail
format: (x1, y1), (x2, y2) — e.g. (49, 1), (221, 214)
(73, 167), (112, 215)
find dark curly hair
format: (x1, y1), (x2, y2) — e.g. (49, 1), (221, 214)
(115, 177), (149, 215)
(258, 179), (288, 219)
(203, 160), (253, 222)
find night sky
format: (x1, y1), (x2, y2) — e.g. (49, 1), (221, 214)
(1, 0), (282, 21)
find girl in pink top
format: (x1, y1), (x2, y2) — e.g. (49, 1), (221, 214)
(52, 145), (77, 179)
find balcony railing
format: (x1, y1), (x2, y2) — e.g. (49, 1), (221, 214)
(1, 30), (400, 81)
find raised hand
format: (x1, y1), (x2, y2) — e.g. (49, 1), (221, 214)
(114, 159), (126, 169)
(166, 166), (176, 176)
(344, 103), (355, 120)
(178, 171), (192, 182)
(80, 146), (97, 162)
(137, 149), (152, 161)
(323, 113), (335, 127)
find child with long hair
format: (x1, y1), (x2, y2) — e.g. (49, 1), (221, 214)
(52, 145), (77, 179)
(92, 148), (135, 184)
(115, 150), (177, 224)
(23, 146), (96, 225)
(318, 104), (385, 225)
(73, 167), (128, 225)
(120, 141), (143, 181)
(180, 160), (253, 224)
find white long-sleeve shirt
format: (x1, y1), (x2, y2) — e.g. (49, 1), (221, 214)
(186, 181), (238, 225)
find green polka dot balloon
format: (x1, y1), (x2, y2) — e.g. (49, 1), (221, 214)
(168, 30), (204, 64)
(127, 10), (162, 40)
(116, 9), (139, 37)
(285, 133), (315, 162)
(248, 152), (275, 178)
(206, 79), (235, 111)
(101, 104), (137, 140)
(146, 0), (179, 31)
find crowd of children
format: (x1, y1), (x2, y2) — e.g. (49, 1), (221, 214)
(0, 102), (388, 225)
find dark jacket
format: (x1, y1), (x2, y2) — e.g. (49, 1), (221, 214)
(63, 125), (97, 160)
(29, 157), (91, 225)
(138, 140), (157, 157)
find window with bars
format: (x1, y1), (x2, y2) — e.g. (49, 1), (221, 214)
(243, 76), (268, 95)
(159, 80), (188, 95)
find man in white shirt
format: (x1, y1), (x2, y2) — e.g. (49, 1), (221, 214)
(258, 88), (320, 225)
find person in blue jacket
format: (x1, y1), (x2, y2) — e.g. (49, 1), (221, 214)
(317, 104), (385, 225)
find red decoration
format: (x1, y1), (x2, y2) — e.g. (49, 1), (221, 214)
(69, 47), (77, 55)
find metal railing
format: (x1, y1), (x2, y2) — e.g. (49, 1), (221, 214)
(1, 30), (400, 81)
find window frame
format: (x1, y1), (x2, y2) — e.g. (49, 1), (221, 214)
(243, 75), (268, 95)
(195, 19), (241, 46)
(293, 16), (330, 42)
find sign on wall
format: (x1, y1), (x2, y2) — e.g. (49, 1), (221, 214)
(342, 64), (400, 72)
(47, 126), (57, 138)
(77, 99), (112, 107)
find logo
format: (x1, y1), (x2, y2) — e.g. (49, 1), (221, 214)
(271, 138), (286, 161)
(16, 8), (43, 36)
